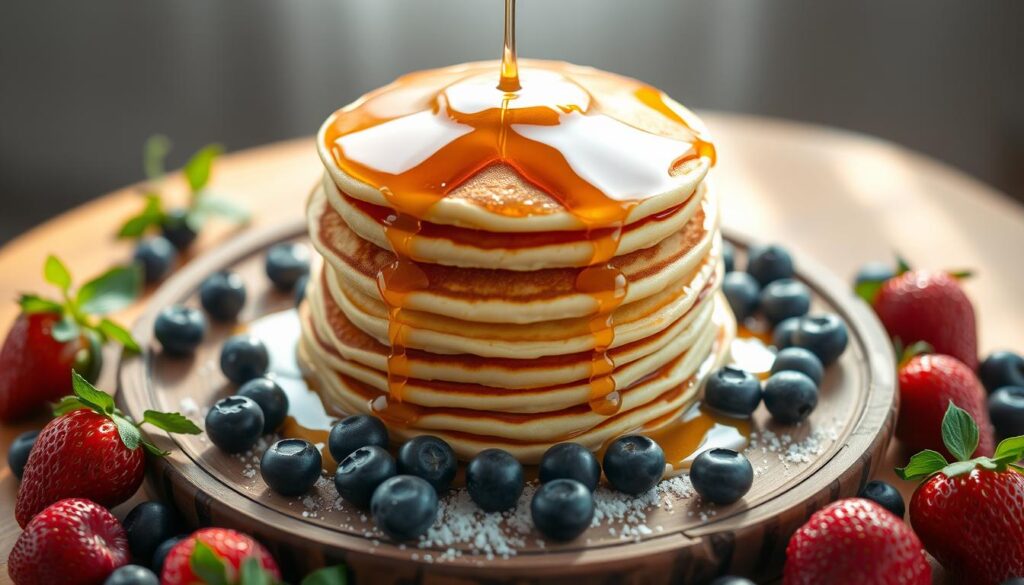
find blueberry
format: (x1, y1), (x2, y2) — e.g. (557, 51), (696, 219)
(8, 430), (38, 480)
(160, 208), (197, 251)
(466, 448), (524, 512)
(370, 475), (438, 541)
(397, 435), (457, 494)
(266, 242), (311, 291)
(238, 377), (289, 434)
(989, 386), (1024, 438)
(123, 502), (181, 565)
(199, 271), (247, 322)
(220, 334), (270, 385)
(759, 278), (810, 325)
(722, 240), (735, 273)
(154, 305), (207, 355)
(335, 445), (397, 508)
(151, 536), (183, 575)
(134, 236), (177, 283)
(709, 577), (756, 585)
(791, 314), (849, 366)
(260, 438), (322, 496)
(763, 371), (819, 424)
(530, 479), (595, 541)
(770, 347), (824, 386)
(772, 317), (800, 349)
(205, 396), (264, 453)
(603, 435), (665, 495)
(294, 274), (310, 307)
(858, 480), (905, 518)
(103, 564), (159, 585)
(746, 244), (794, 286)
(689, 448), (753, 505)
(328, 415), (389, 462)
(538, 443), (601, 492)
(979, 351), (1024, 393)
(703, 367), (762, 418)
(854, 261), (895, 287)
(722, 272), (761, 321)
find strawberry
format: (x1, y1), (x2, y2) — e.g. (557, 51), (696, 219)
(8, 498), (130, 585)
(897, 353), (994, 459)
(783, 497), (931, 585)
(160, 527), (281, 585)
(0, 255), (141, 421)
(897, 403), (1024, 584)
(15, 372), (201, 527)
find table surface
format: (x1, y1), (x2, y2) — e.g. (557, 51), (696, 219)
(2, 112), (1022, 583)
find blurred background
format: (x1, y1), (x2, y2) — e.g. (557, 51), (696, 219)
(1, 0), (1022, 243)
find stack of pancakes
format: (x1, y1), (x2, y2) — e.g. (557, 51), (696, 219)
(298, 62), (733, 464)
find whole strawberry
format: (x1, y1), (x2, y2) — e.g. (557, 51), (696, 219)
(0, 255), (141, 421)
(161, 527), (280, 585)
(8, 498), (130, 585)
(897, 353), (994, 459)
(897, 403), (1024, 585)
(15, 372), (200, 527)
(783, 497), (931, 585)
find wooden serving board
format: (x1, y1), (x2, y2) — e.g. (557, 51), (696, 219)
(117, 218), (896, 584)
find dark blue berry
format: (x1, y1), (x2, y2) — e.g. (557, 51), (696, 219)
(854, 261), (895, 288)
(123, 502), (181, 565)
(771, 347), (824, 386)
(989, 386), (1024, 438)
(219, 335), (270, 385)
(8, 430), (38, 481)
(858, 480), (905, 518)
(134, 236), (177, 283)
(238, 377), (289, 434)
(103, 564), (159, 585)
(603, 435), (665, 495)
(530, 479), (594, 541)
(759, 278), (811, 325)
(763, 371), (819, 424)
(152, 536), (184, 575)
(160, 208), (197, 251)
(370, 475), (438, 541)
(466, 448), (524, 512)
(266, 242), (311, 291)
(746, 244), (794, 286)
(328, 415), (389, 462)
(538, 443), (601, 492)
(791, 314), (849, 366)
(704, 367), (762, 418)
(294, 274), (310, 307)
(199, 271), (247, 322)
(397, 435), (457, 494)
(709, 577), (756, 585)
(773, 317), (800, 349)
(154, 305), (207, 355)
(335, 445), (397, 508)
(260, 438), (322, 496)
(722, 272), (761, 321)
(689, 448), (753, 505)
(979, 352), (1024, 393)
(205, 395), (264, 453)
(722, 241), (735, 273)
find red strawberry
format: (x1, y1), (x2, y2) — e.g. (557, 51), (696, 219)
(897, 403), (1024, 584)
(8, 498), (130, 585)
(897, 353), (994, 459)
(15, 372), (201, 527)
(783, 497), (931, 585)
(0, 255), (141, 421)
(160, 527), (281, 585)
(873, 270), (978, 370)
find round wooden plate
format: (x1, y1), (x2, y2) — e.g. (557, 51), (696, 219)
(117, 218), (896, 584)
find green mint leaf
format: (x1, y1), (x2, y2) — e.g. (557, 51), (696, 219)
(895, 449), (948, 481)
(183, 143), (224, 193)
(113, 414), (142, 451)
(941, 401), (979, 462)
(142, 410), (202, 435)
(994, 436), (1024, 463)
(144, 135), (172, 181)
(77, 265), (143, 315)
(52, 315), (81, 343)
(71, 370), (115, 414)
(96, 318), (141, 353)
(51, 395), (88, 417)
(192, 193), (251, 225)
(19, 294), (64, 315)
(190, 540), (230, 585)
(117, 195), (164, 239)
(854, 280), (883, 305)
(44, 255), (73, 292)
(301, 565), (349, 585)
(240, 557), (273, 585)
(140, 438), (169, 457)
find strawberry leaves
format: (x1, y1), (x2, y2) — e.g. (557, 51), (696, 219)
(942, 402), (979, 462)
(186, 540), (345, 585)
